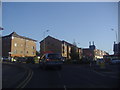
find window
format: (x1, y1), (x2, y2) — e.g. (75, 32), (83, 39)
(27, 51), (29, 54)
(12, 36), (14, 39)
(32, 46), (35, 49)
(14, 50), (17, 54)
(14, 43), (17, 47)
(21, 51), (23, 53)
(32, 52), (34, 55)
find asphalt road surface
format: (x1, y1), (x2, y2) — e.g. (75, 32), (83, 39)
(2, 63), (27, 88)
(2, 63), (120, 88)
(25, 64), (120, 88)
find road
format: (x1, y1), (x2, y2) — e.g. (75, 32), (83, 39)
(2, 63), (28, 88)
(25, 64), (120, 88)
(2, 63), (120, 88)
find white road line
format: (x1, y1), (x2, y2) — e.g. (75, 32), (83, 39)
(91, 69), (106, 77)
(64, 85), (66, 90)
(57, 71), (62, 78)
(57, 71), (67, 89)
(91, 69), (120, 79)
(108, 75), (120, 79)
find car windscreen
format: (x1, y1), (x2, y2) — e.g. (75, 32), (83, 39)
(47, 54), (61, 59)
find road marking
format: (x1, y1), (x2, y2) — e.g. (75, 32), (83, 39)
(91, 69), (106, 77)
(16, 68), (33, 88)
(21, 69), (33, 88)
(108, 75), (120, 79)
(91, 69), (120, 79)
(64, 85), (66, 90)
(57, 71), (62, 78)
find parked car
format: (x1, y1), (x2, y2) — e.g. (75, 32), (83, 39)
(39, 53), (63, 70)
(2, 57), (11, 62)
(26, 57), (35, 64)
(96, 59), (105, 65)
(109, 59), (120, 65)
(16, 57), (27, 63)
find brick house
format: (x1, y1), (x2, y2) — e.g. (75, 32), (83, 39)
(83, 42), (108, 61)
(40, 36), (82, 59)
(2, 32), (37, 58)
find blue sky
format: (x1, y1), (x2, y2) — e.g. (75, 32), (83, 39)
(2, 2), (118, 54)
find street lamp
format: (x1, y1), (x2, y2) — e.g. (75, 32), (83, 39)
(0, 27), (3, 62)
(111, 28), (118, 43)
(0, 27), (3, 30)
(43, 30), (50, 53)
(0, 27), (3, 38)
(111, 28), (119, 54)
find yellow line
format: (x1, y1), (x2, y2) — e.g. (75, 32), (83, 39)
(16, 69), (33, 88)
(21, 70), (33, 88)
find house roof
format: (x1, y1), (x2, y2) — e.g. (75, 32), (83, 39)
(62, 40), (75, 47)
(2, 32), (37, 42)
(39, 35), (78, 48)
(39, 35), (62, 43)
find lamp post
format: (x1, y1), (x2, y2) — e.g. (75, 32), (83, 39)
(111, 28), (118, 43)
(111, 28), (119, 55)
(0, 27), (3, 37)
(0, 27), (3, 63)
(43, 30), (50, 53)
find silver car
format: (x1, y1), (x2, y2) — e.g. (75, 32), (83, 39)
(39, 53), (63, 70)
(109, 59), (120, 64)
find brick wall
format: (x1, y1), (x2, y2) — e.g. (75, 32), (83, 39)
(11, 37), (36, 57)
(40, 36), (62, 55)
(2, 37), (11, 57)
(2, 36), (36, 57)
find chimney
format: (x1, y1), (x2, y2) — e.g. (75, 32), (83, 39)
(93, 41), (94, 45)
(89, 41), (91, 46)
(114, 41), (116, 45)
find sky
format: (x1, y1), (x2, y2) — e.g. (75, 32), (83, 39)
(2, 2), (118, 54)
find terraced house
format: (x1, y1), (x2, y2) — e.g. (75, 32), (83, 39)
(2, 32), (37, 58)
